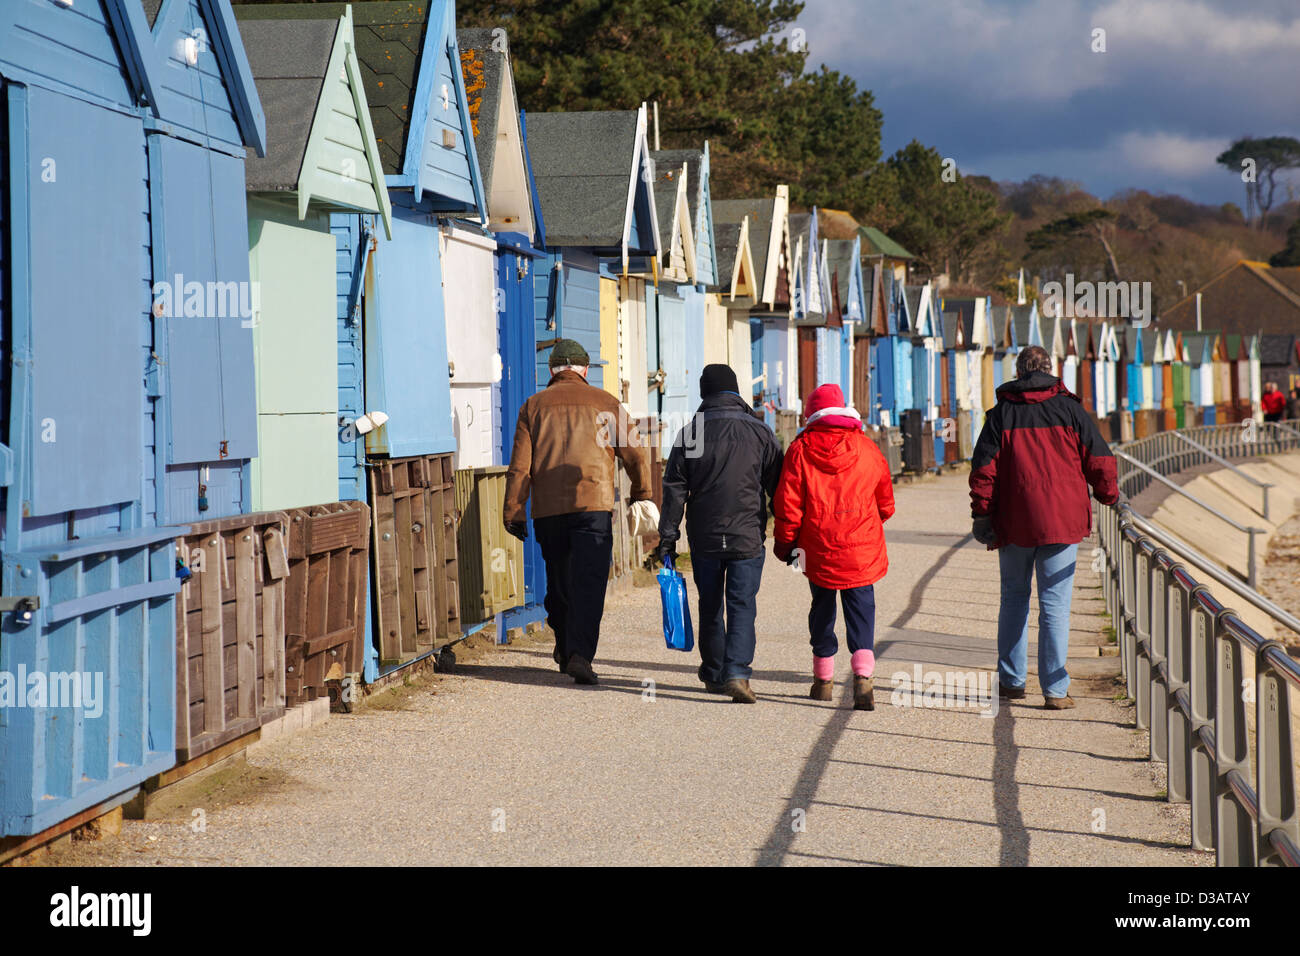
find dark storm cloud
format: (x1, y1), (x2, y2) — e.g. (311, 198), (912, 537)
(795, 0), (1300, 204)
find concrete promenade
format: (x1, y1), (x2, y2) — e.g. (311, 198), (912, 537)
(40, 473), (1203, 867)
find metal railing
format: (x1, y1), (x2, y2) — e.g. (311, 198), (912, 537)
(1116, 420), (1300, 500)
(1099, 421), (1300, 865)
(1115, 421), (1300, 588)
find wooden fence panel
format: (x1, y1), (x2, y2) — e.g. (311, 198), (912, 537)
(175, 512), (289, 761)
(284, 500), (370, 708)
(369, 454), (460, 667)
(456, 466), (524, 627)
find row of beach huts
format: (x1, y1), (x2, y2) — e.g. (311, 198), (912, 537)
(0, 0), (1271, 845)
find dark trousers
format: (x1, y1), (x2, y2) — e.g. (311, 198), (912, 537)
(534, 511), (613, 665)
(691, 553), (764, 683)
(808, 582), (875, 658)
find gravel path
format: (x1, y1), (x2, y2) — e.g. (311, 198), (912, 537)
(42, 473), (1203, 867)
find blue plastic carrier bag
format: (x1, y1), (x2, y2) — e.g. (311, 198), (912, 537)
(657, 554), (695, 652)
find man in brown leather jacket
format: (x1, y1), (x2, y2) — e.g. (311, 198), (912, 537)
(503, 339), (652, 684)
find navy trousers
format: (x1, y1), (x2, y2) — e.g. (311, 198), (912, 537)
(808, 582), (876, 658)
(691, 553), (765, 683)
(533, 511), (613, 665)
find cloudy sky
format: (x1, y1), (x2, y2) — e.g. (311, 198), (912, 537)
(795, 0), (1300, 206)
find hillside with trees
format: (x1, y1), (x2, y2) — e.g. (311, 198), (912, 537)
(453, 0), (1299, 306)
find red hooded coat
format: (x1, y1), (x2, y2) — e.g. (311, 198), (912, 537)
(773, 385), (895, 589)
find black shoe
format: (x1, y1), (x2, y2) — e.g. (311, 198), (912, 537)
(565, 655), (599, 685)
(999, 683), (1026, 700)
(552, 647), (567, 673)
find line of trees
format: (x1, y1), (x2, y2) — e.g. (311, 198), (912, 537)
(459, 0), (1299, 295)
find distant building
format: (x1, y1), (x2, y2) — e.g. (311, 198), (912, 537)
(1161, 261), (1300, 335)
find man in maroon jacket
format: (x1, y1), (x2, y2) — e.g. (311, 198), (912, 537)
(969, 345), (1119, 709)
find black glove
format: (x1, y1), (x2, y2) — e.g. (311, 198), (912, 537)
(505, 520), (528, 542)
(654, 542), (676, 565)
(971, 515), (997, 546)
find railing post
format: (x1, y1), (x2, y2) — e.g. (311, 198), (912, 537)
(1167, 578), (1191, 805)
(1120, 534), (1136, 697)
(1149, 558), (1169, 763)
(1214, 613), (1257, 866)
(1256, 642), (1299, 866)
(1248, 528), (1258, 589)
(1189, 594), (1217, 852)
(1135, 547), (1152, 731)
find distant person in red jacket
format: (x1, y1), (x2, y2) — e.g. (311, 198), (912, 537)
(1262, 382), (1286, 422)
(774, 383), (895, 710)
(969, 346), (1118, 710)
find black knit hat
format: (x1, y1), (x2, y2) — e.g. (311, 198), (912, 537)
(548, 338), (590, 368)
(700, 364), (740, 398)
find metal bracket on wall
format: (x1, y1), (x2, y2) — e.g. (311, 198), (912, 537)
(0, 595), (40, 627)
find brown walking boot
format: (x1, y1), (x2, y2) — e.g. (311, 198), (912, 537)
(1043, 695), (1076, 710)
(702, 681), (730, 695)
(725, 678), (757, 704)
(853, 675), (875, 711)
(809, 679), (833, 701)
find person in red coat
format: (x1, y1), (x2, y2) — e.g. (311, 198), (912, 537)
(774, 383), (895, 710)
(969, 345), (1118, 710)
(1262, 382), (1286, 422)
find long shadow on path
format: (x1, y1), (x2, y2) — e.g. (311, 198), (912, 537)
(754, 534), (977, 866)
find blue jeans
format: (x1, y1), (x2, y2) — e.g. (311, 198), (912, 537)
(997, 543), (1078, 698)
(691, 553), (764, 683)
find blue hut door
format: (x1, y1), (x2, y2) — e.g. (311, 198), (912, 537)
(20, 86), (147, 523)
(149, 134), (258, 524)
(681, 286), (707, 412)
(893, 338), (914, 418)
(497, 244), (544, 610)
(750, 319), (765, 407)
(658, 292), (689, 453)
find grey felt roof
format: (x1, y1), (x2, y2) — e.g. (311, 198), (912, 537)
(1179, 331), (1219, 364)
(713, 198), (775, 287)
(651, 160), (684, 258)
(824, 240), (859, 310)
(238, 17), (339, 192)
(1122, 325), (1148, 359)
(788, 212), (812, 252)
(652, 149), (703, 231)
(234, 2), (432, 176)
(942, 311), (963, 349)
(711, 218), (742, 293)
(1259, 333), (1295, 365)
(527, 110), (639, 248)
(904, 285), (923, 329)
(457, 28), (510, 201)
(1012, 304), (1039, 347)
(941, 299), (978, 344)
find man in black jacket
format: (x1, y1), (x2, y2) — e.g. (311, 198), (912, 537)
(657, 364), (784, 703)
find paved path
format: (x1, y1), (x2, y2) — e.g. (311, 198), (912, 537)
(44, 473), (1204, 867)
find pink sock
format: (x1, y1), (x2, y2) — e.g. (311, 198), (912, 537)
(813, 655), (834, 681)
(851, 650), (875, 678)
